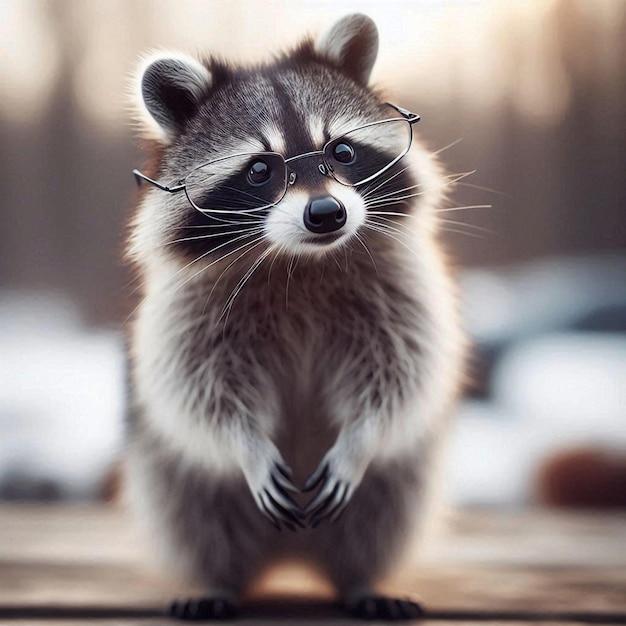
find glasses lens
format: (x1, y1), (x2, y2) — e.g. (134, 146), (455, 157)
(185, 152), (287, 213)
(323, 119), (411, 186)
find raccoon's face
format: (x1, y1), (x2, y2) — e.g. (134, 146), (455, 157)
(132, 15), (426, 265)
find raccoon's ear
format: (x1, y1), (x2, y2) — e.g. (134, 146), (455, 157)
(134, 52), (212, 142)
(314, 14), (379, 85)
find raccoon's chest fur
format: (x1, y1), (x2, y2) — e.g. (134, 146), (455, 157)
(134, 244), (427, 475)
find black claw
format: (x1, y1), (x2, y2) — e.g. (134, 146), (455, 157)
(399, 599), (424, 619)
(329, 498), (348, 523)
(303, 462), (328, 492)
(390, 599), (404, 619)
(324, 485), (348, 521)
(169, 597), (238, 620)
(345, 595), (423, 621)
(272, 467), (300, 494)
(311, 484), (349, 525)
(362, 597), (377, 618)
(275, 463), (293, 478)
(259, 500), (282, 530)
(310, 511), (329, 528)
(310, 514), (327, 528)
(270, 476), (305, 517)
(308, 483), (340, 522)
(264, 490), (306, 528)
(303, 481), (335, 515)
(184, 600), (195, 619)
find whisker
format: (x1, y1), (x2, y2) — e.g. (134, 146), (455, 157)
(368, 213), (412, 227)
(444, 169), (477, 180)
(202, 237), (268, 315)
(365, 171), (479, 209)
(192, 212), (259, 226)
(329, 248), (344, 274)
(222, 185), (275, 206)
(436, 204), (492, 213)
(372, 209), (492, 237)
(456, 181), (511, 197)
(440, 170), (478, 189)
(366, 181), (425, 202)
(122, 299), (143, 327)
(195, 206), (267, 216)
(220, 245), (275, 325)
(170, 222), (263, 229)
(318, 253), (327, 287)
(169, 228), (265, 282)
(367, 216), (414, 239)
(366, 192), (422, 206)
(172, 233), (268, 294)
(285, 252), (297, 310)
(267, 243), (286, 285)
(366, 210), (412, 219)
(364, 221), (414, 253)
(432, 138), (463, 155)
(361, 165), (412, 199)
(439, 218), (494, 235)
(353, 231), (378, 276)
(162, 227), (265, 247)
(365, 201), (413, 211)
(366, 219), (412, 239)
(190, 188), (269, 215)
(439, 226), (486, 239)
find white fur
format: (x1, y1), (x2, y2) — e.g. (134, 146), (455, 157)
(260, 123), (287, 154)
(328, 111), (371, 139)
(304, 111), (373, 149)
(308, 111), (407, 155)
(307, 115), (326, 146)
(264, 184), (366, 255)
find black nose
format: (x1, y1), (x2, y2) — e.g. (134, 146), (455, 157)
(303, 196), (347, 234)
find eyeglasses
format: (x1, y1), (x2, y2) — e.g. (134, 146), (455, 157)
(133, 102), (420, 215)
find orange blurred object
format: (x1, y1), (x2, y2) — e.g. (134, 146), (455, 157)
(536, 446), (626, 508)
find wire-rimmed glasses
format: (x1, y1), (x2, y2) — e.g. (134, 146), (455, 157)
(133, 103), (420, 215)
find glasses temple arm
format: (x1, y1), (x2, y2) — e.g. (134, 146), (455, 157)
(385, 102), (421, 125)
(132, 169), (185, 193)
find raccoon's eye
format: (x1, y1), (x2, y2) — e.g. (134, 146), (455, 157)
(247, 160), (272, 186)
(332, 142), (356, 165)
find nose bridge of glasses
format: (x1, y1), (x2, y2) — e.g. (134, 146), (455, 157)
(284, 149), (329, 186)
(285, 149), (325, 165)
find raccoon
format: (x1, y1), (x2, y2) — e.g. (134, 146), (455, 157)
(126, 13), (464, 621)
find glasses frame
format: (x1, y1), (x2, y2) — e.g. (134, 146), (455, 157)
(133, 102), (420, 215)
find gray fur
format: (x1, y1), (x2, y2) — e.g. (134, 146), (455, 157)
(140, 53), (212, 139)
(126, 13), (464, 611)
(315, 13), (379, 85)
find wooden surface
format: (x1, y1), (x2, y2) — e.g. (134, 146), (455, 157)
(0, 504), (625, 624)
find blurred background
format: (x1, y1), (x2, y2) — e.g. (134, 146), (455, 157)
(1, 0), (624, 507)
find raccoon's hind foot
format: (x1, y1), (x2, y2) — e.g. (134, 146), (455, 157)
(344, 595), (424, 621)
(168, 597), (238, 621)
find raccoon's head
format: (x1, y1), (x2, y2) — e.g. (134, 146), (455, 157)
(130, 14), (440, 267)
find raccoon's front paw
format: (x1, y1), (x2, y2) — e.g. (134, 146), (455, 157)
(303, 446), (369, 527)
(241, 443), (305, 531)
